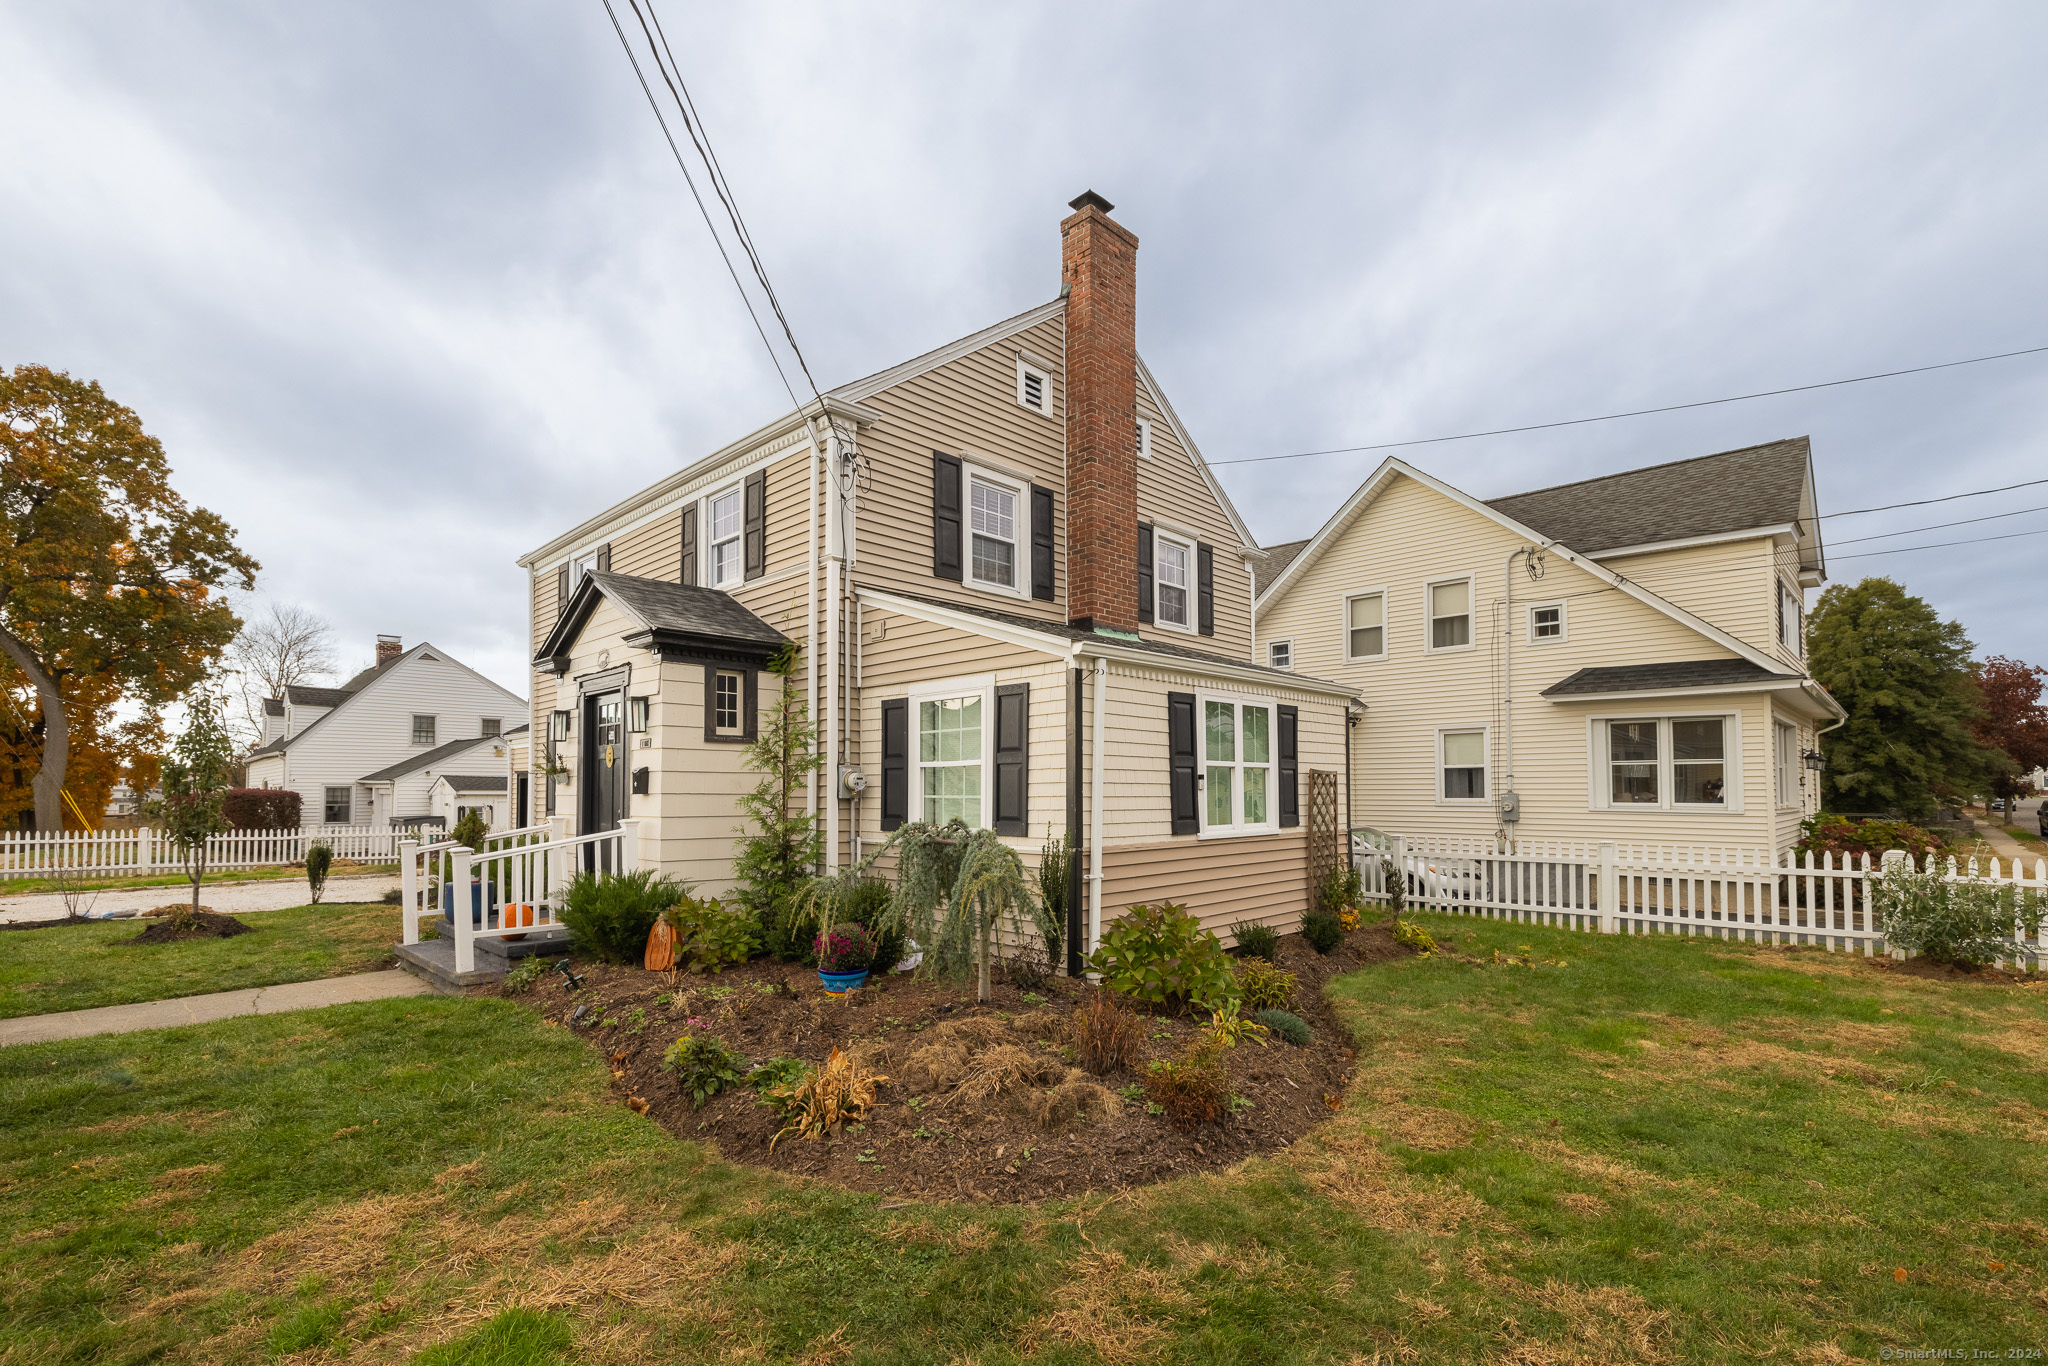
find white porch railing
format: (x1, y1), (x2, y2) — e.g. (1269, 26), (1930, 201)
(0, 825), (403, 879)
(1354, 831), (2048, 962)
(401, 818), (642, 974)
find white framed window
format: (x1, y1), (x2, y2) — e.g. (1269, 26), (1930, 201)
(913, 680), (992, 827)
(1344, 591), (1386, 661)
(1016, 358), (1049, 413)
(323, 786), (352, 825)
(1268, 639), (1293, 670)
(1777, 581), (1803, 656)
(411, 714), (436, 746)
(713, 672), (742, 736)
(481, 717), (501, 737)
(708, 485), (744, 587)
(1528, 602), (1566, 643)
(1154, 529), (1195, 631)
(1200, 695), (1276, 834)
(1438, 728), (1488, 802)
(1426, 576), (1474, 652)
(1136, 416), (1152, 459)
(562, 550), (596, 590)
(1591, 713), (1739, 811)
(966, 469), (1023, 595)
(1775, 720), (1800, 808)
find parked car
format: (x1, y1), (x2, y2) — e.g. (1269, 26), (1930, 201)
(2039, 803), (2047, 838)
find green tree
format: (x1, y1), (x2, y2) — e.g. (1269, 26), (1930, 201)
(148, 690), (236, 928)
(731, 644), (821, 955)
(1807, 577), (1991, 817)
(0, 365), (258, 830)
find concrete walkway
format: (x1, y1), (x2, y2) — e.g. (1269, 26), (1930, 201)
(0, 970), (436, 1047)
(0, 872), (400, 926)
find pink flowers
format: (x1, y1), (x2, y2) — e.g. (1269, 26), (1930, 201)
(814, 922), (878, 973)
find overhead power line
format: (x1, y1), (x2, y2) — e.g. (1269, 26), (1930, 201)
(1819, 475), (2048, 519)
(1827, 502), (2048, 546)
(1207, 343), (2048, 468)
(1831, 524), (2048, 561)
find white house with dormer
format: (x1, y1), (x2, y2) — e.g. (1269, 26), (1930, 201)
(244, 635), (527, 830)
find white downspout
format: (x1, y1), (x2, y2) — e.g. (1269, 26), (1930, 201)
(805, 424), (820, 852)
(1086, 653), (1109, 958)
(822, 427), (843, 874)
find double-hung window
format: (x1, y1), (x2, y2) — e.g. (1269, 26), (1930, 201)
(713, 672), (743, 736)
(1135, 416), (1152, 459)
(1268, 639), (1293, 670)
(709, 486), (744, 587)
(411, 714), (436, 746)
(1440, 729), (1487, 800)
(1600, 716), (1732, 809)
(919, 694), (985, 826)
(323, 786), (352, 825)
(1775, 721), (1799, 808)
(1345, 592), (1385, 660)
(1202, 697), (1273, 832)
(481, 717), (501, 737)
(967, 473), (1020, 592)
(1428, 578), (1472, 650)
(1778, 582), (1802, 656)
(1155, 531), (1193, 630)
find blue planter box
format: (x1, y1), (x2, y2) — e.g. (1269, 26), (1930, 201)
(441, 880), (499, 927)
(817, 968), (870, 995)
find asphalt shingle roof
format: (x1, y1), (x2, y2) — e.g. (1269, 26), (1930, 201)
(1485, 437), (1811, 554)
(285, 684), (351, 708)
(1257, 539), (1309, 588)
(536, 572), (789, 663)
(438, 775), (508, 793)
(1541, 659), (1803, 697)
(358, 734), (506, 784)
(262, 697), (284, 717)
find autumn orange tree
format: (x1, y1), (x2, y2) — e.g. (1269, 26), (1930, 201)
(0, 365), (258, 830)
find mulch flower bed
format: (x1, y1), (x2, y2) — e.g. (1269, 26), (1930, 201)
(124, 909), (251, 943)
(488, 921), (1415, 1203)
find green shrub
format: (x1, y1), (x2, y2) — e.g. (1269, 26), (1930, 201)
(1229, 920), (1280, 961)
(304, 842), (333, 905)
(837, 876), (907, 974)
(1300, 907), (1344, 954)
(1317, 862), (1363, 913)
(746, 1056), (813, 1104)
(1392, 917), (1438, 954)
(664, 894), (758, 973)
(1876, 861), (2044, 966)
(1254, 1007), (1311, 1046)
(503, 954), (549, 994)
(1234, 957), (1297, 1011)
(557, 869), (689, 965)
(662, 1034), (748, 1108)
(1088, 902), (1238, 1013)
(1799, 812), (1945, 863)
(1141, 1053), (1228, 1128)
(451, 808), (490, 854)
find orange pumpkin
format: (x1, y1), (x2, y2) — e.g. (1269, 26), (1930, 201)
(644, 917), (678, 971)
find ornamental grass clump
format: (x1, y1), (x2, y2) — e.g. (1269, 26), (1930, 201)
(1069, 991), (1143, 1075)
(1254, 1007), (1312, 1046)
(1876, 859), (2044, 967)
(1088, 902), (1238, 1014)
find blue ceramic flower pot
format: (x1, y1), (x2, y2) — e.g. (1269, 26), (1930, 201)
(817, 968), (870, 995)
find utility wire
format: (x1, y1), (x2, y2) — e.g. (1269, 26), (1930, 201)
(1208, 343), (2048, 467)
(1831, 525), (2048, 561)
(1828, 502), (2048, 546)
(597, 0), (803, 414)
(1818, 475), (2048, 519)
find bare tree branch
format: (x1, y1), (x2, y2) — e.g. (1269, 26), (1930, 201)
(228, 601), (337, 748)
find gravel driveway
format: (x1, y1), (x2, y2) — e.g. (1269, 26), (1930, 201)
(0, 873), (401, 926)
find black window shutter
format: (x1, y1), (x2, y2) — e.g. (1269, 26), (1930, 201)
(1137, 523), (1154, 624)
(596, 543), (611, 573)
(743, 471), (767, 580)
(1277, 704), (1300, 828)
(1197, 542), (1215, 636)
(993, 683), (1029, 835)
(932, 453), (963, 580)
(679, 505), (698, 586)
(555, 564), (570, 618)
(1168, 690), (1197, 835)
(1030, 486), (1055, 602)
(879, 698), (909, 831)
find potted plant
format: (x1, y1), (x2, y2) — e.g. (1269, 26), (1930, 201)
(814, 921), (877, 995)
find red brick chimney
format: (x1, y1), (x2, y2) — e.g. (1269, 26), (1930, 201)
(376, 634), (403, 667)
(1061, 190), (1140, 632)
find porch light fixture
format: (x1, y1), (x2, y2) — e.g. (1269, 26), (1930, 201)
(1801, 748), (1828, 772)
(550, 709), (572, 742)
(628, 696), (649, 733)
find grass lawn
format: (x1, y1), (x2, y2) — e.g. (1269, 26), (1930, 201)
(1, 862), (396, 896)
(0, 915), (2043, 1363)
(0, 903), (399, 1019)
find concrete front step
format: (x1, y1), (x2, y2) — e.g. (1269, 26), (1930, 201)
(394, 929), (573, 989)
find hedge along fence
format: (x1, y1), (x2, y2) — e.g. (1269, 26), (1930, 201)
(223, 788), (302, 830)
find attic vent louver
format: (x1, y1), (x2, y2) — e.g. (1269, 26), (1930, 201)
(1016, 357), (1048, 412)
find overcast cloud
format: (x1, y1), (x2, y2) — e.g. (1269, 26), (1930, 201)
(4, 2), (2044, 698)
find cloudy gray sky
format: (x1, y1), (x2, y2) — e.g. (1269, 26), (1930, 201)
(5, 2), (2044, 698)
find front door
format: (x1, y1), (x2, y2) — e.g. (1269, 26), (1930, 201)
(582, 691), (627, 872)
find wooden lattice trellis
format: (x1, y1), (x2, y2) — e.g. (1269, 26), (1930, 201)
(1306, 769), (1341, 895)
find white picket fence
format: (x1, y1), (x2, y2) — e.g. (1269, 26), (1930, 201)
(0, 825), (404, 879)
(400, 818), (641, 975)
(1353, 831), (2048, 962)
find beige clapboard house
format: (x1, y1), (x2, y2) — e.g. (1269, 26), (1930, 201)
(517, 194), (1359, 966)
(1253, 442), (1848, 852)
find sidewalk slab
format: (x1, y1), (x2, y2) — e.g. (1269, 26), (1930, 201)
(0, 970), (437, 1047)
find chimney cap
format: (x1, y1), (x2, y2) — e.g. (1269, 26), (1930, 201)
(376, 634), (401, 645)
(1068, 190), (1115, 214)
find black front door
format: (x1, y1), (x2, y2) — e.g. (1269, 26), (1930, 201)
(582, 691), (627, 872)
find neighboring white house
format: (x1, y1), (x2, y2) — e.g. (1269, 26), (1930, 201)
(244, 636), (526, 829)
(429, 773), (511, 832)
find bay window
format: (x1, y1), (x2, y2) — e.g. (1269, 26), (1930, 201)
(1202, 697), (1273, 831)
(1597, 715), (1735, 810)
